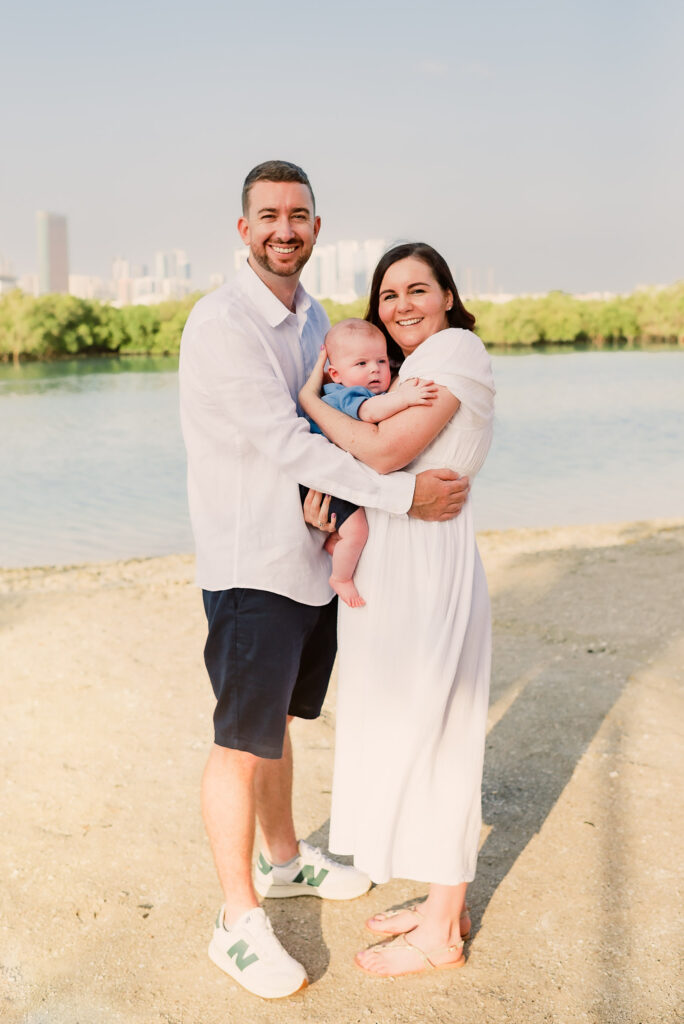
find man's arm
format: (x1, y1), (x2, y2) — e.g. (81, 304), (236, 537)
(181, 317), (413, 514)
(304, 470), (470, 530)
(182, 318), (469, 523)
(357, 380), (438, 423)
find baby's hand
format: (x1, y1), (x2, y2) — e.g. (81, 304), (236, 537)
(402, 377), (439, 406)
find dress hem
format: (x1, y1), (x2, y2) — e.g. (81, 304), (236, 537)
(329, 844), (477, 888)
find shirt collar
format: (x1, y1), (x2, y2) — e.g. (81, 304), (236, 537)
(240, 261), (312, 329)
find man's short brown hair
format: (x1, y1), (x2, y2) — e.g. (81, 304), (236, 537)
(241, 160), (315, 214)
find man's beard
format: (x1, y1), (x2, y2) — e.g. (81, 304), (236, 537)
(250, 244), (311, 278)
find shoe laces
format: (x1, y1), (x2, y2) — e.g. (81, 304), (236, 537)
(300, 842), (344, 870)
(239, 910), (289, 963)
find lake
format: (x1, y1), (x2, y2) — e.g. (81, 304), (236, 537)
(1, 349), (682, 568)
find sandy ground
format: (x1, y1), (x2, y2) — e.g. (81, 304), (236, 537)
(1, 519), (682, 1024)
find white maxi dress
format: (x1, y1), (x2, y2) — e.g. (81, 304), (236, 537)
(329, 328), (495, 885)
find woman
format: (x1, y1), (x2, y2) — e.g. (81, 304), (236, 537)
(299, 242), (495, 977)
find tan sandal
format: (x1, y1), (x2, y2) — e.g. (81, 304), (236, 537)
(355, 932), (466, 977)
(366, 902), (471, 942)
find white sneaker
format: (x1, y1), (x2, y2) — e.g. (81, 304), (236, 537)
(208, 905), (307, 999)
(254, 840), (372, 901)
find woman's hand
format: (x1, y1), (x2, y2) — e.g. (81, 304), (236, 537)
(299, 347), (327, 414)
(302, 488), (337, 533)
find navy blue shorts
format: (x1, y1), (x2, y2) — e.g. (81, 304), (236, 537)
(202, 588), (338, 759)
(298, 484), (359, 530)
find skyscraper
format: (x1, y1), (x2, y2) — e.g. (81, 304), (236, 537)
(36, 211), (69, 294)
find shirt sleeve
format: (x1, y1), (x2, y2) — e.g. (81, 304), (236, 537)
(323, 386), (374, 420)
(183, 317), (415, 514)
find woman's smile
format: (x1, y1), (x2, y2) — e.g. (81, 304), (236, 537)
(378, 256), (453, 355)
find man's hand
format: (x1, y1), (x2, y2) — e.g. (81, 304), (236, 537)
(409, 469), (470, 522)
(302, 488), (337, 532)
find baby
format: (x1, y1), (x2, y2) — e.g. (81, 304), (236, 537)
(302, 318), (436, 607)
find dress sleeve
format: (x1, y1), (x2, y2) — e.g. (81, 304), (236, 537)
(323, 386), (375, 420)
(399, 329), (495, 422)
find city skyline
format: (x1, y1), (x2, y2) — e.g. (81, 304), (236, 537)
(0, 205), (662, 305)
(2, 1), (682, 296)
(2, 210), (629, 306)
(0, 213), (199, 304)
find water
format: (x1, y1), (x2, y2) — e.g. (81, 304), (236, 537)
(0, 358), (193, 568)
(0, 350), (682, 568)
(475, 348), (684, 531)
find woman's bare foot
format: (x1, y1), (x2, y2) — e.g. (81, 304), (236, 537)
(366, 907), (422, 935)
(330, 576), (365, 608)
(366, 903), (471, 940)
(355, 931), (465, 977)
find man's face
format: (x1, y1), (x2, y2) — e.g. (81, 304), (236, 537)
(238, 181), (320, 279)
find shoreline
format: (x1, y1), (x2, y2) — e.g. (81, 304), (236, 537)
(1, 518), (682, 1023)
(1, 337), (683, 370)
(1, 516), (682, 583)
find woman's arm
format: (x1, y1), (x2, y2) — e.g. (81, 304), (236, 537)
(357, 379), (438, 423)
(300, 350), (460, 474)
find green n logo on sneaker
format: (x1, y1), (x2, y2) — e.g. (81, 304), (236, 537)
(293, 864), (329, 887)
(227, 939), (259, 971)
(257, 852), (273, 876)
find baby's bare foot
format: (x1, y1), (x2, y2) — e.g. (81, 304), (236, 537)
(330, 576), (365, 608)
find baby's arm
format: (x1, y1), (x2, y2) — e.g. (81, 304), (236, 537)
(357, 379), (438, 424)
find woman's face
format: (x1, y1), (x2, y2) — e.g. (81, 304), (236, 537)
(377, 257), (452, 357)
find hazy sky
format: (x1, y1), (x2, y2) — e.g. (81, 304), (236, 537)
(2, 0), (682, 294)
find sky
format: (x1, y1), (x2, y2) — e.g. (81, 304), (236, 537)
(2, 0), (682, 295)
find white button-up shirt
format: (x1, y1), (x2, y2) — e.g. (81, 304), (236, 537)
(179, 263), (414, 603)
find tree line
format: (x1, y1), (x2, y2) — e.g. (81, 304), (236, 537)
(1, 282), (682, 363)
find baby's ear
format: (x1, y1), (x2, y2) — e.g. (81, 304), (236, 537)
(327, 364), (341, 383)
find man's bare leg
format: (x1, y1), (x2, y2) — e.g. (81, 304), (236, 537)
(201, 743), (261, 925)
(203, 739), (309, 998)
(255, 718), (299, 864)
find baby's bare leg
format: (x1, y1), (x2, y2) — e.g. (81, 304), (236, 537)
(323, 532), (341, 555)
(329, 509), (369, 608)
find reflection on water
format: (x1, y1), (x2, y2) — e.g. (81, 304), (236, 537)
(0, 354), (177, 388)
(0, 356), (190, 568)
(1, 351), (683, 567)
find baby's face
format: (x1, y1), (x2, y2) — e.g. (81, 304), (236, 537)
(327, 329), (391, 394)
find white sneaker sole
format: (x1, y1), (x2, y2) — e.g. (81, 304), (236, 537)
(254, 879), (371, 900)
(208, 939), (308, 1000)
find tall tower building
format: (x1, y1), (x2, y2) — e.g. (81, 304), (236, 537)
(173, 249), (191, 280)
(36, 211), (69, 294)
(154, 251), (170, 279)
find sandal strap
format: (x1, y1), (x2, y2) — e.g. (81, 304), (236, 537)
(381, 932), (464, 968)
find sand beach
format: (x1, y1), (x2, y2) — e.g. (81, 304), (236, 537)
(1, 519), (682, 1024)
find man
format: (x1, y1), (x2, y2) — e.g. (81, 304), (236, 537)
(179, 160), (469, 999)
